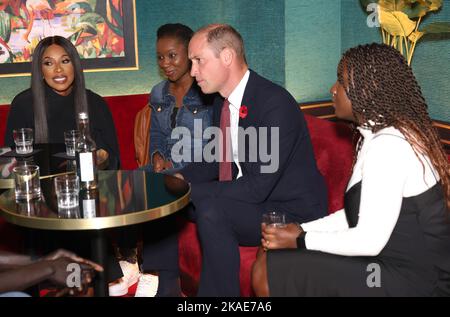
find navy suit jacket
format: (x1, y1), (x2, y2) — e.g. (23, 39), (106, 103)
(181, 70), (327, 223)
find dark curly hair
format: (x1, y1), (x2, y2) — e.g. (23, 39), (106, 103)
(157, 23), (193, 49)
(338, 43), (449, 210)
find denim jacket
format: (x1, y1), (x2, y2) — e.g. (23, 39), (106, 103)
(149, 80), (213, 169)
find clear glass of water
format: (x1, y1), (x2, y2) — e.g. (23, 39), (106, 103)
(54, 174), (79, 209)
(13, 128), (33, 154)
(262, 211), (287, 228)
(13, 165), (41, 201)
(64, 130), (80, 157)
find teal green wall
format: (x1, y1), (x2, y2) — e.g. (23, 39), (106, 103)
(0, 0), (448, 121)
(285, 0), (341, 104)
(101, 0), (286, 95)
(341, 0), (450, 121)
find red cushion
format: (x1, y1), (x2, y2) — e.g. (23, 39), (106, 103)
(178, 221), (200, 296)
(304, 114), (354, 213)
(0, 105), (10, 147)
(103, 94), (148, 170)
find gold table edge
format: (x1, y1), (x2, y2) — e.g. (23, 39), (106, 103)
(0, 187), (191, 230)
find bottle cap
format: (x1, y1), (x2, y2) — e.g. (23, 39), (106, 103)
(78, 112), (88, 120)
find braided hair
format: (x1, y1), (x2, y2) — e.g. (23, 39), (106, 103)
(338, 43), (449, 210)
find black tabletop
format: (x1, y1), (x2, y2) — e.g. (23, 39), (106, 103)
(0, 170), (190, 230)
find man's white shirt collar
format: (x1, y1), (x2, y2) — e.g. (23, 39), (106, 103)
(228, 70), (250, 110)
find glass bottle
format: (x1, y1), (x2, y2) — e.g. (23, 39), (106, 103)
(80, 188), (99, 218)
(75, 112), (98, 190)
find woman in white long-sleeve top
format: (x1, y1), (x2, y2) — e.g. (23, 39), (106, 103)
(252, 43), (450, 297)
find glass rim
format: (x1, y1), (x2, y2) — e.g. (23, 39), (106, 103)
(54, 174), (79, 181)
(263, 211), (285, 216)
(13, 128), (33, 133)
(64, 130), (80, 135)
(12, 165), (39, 172)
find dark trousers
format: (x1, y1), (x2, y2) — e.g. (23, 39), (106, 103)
(138, 213), (182, 297)
(189, 184), (265, 297)
(140, 213), (180, 272)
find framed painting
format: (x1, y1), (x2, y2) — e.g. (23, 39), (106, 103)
(0, 0), (138, 78)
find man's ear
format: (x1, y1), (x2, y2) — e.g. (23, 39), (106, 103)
(220, 48), (234, 66)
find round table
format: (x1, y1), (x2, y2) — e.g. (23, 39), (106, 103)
(0, 170), (190, 296)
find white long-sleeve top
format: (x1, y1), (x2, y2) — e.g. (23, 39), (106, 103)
(301, 126), (439, 256)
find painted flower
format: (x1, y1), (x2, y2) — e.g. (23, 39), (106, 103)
(239, 105), (248, 119)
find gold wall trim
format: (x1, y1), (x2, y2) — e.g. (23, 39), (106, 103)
(83, 67), (139, 73)
(300, 102), (333, 110)
(132, 0), (139, 70)
(0, 67), (139, 78)
(0, 73), (31, 78)
(433, 122), (450, 130)
(317, 114), (337, 120)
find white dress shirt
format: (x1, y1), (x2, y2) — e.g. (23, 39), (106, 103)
(227, 70), (250, 179)
(301, 126), (439, 256)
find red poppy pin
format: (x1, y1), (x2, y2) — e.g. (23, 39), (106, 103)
(239, 105), (248, 119)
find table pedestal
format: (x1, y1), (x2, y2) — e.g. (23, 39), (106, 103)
(91, 230), (109, 297)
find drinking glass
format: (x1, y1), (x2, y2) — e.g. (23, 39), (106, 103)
(54, 174), (80, 209)
(64, 130), (80, 157)
(13, 165), (41, 201)
(262, 211), (286, 228)
(13, 128), (33, 154)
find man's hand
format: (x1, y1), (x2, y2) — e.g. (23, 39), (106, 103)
(152, 153), (166, 173)
(42, 249), (103, 272)
(173, 173), (184, 180)
(261, 223), (301, 250)
(47, 258), (96, 295)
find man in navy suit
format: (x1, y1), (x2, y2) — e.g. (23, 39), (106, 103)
(175, 24), (327, 296)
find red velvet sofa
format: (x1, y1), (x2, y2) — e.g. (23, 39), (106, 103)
(0, 94), (354, 296)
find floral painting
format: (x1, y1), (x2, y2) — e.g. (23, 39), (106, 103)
(0, 0), (137, 76)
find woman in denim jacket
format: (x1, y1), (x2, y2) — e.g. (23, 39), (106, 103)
(148, 23), (213, 173)
(127, 24), (212, 297)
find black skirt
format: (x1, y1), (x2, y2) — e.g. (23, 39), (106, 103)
(265, 248), (438, 296)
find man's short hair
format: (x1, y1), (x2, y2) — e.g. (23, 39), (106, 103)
(197, 24), (247, 64)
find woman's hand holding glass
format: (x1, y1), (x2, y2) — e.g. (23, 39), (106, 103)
(261, 222), (303, 251)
